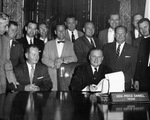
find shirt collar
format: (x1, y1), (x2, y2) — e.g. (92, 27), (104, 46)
(26, 61), (36, 69)
(108, 27), (114, 32)
(26, 35), (34, 41)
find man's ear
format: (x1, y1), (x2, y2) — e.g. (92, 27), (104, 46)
(75, 20), (78, 25)
(25, 26), (27, 31)
(54, 30), (57, 35)
(25, 53), (28, 59)
(83, 28), (85, 32)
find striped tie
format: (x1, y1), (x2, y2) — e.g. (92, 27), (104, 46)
(116, 44), (121, 61)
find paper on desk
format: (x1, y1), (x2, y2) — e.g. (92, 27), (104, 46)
(105, 71), (125, 93)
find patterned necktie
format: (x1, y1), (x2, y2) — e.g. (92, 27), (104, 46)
(116, 44), (121, 61)
(30, 65), (35, 84)
(72, 31), (75, 43)
(93, 67), (98, 79)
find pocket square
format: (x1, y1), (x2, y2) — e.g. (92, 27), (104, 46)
(37, 76), (43, 79)
(125, 56), (131, 58)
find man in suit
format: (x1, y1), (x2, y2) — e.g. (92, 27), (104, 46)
(134, 18), (150, 91)
(4, 21), (25, 67)
(9, 44), (53, 91)
(74, 21), (100, 63)
(131, 14), (143, 49)
(42, 24), (77, 90)
(69, 48), (111, 91)
(103, 26), (137, 91)
(38, 22), (49, 44)
(98, 13), (132, 49)
(0, 12), (18, 94)
(65, 14), (84, 42)
(131, 13), (143, 40)
(17, 20), (44, 61)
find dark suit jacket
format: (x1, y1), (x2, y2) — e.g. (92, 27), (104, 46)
(9, 62), (53, 91)
(98, 28), (132, 49)
(132, 36), (143, 49)
(69, 63), (111, 91)
(65, 29), (84, 42)
(10, 39), (25, 67)
(103, 42), (138, 91)
(134, 37), (150, 91)
(74, 35), (100, 63)
(17, 36), (44, 61)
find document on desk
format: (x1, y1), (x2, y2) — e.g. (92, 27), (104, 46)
(105, 71), (125, 93)
(82, 71), (125, 93)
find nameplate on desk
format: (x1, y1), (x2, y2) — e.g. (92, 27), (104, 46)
(110, 92), (149, 103)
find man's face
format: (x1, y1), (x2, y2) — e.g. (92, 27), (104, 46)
(7, 24), (18, 39)
(26, 23), (37, 38)
(108, 14), (120, 29)
(89, 50), (103, 68)
(26, 47), (39, 65)
(83, 22), (95, 37)
(0, 19), (9, 35)
(39, 24), (48, 38)
(55, 25), (66, 40)
(133, 14), (143, 29)
(139, 21), (150, 37)
(115, 27), (126, 44)
(65, 18), (77, 31)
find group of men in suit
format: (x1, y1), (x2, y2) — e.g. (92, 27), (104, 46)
(1, 11), (150, 93)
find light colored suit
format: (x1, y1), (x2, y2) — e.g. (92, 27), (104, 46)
(42, 39), (77, 90)
(0, 35), (17, 94)
(65, 29), (84, 42)
(98, 28), (132, 49)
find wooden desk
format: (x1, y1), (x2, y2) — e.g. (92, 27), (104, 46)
(0, 91), (150, 120)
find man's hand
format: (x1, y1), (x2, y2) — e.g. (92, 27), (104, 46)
(134, 81), (139, 91)
(89, 84), (97, 92)
(25, 84), (40, 91)
(12, 81), (20, 88)
(54, 58), (63, 69)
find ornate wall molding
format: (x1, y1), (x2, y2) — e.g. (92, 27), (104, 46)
(3, 0), (24, 38)
(118, 0), (131, 31)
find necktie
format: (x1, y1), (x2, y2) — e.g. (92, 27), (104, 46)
(93, 67), (98, 79)
(30, 39), (32, 44)
(57, 40), (65, 43)
(72, 31), (75, 43)
(90, 38), (95, 48)
(116, 44), (121, 61)
(30, 65), (35, 84)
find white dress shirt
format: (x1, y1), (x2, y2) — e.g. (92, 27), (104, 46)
(67, 29), (79, 41)
(26, 36), (34, 44)
(56, 39), (65, 58)
(116, 42), (125, 56)
(91, 65), (99, 74)
(108, 28), (115, 43)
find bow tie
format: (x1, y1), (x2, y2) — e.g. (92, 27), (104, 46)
(57, 40), (65, 43)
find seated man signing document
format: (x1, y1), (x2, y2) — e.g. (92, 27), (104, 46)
(69, 48), (111, 92)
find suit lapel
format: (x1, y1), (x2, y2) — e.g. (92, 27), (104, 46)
(32, 63), (39, 83)
(83, 36), (93, 49)
(53, 40), (59, 58)
(86, 65), (94, 82)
